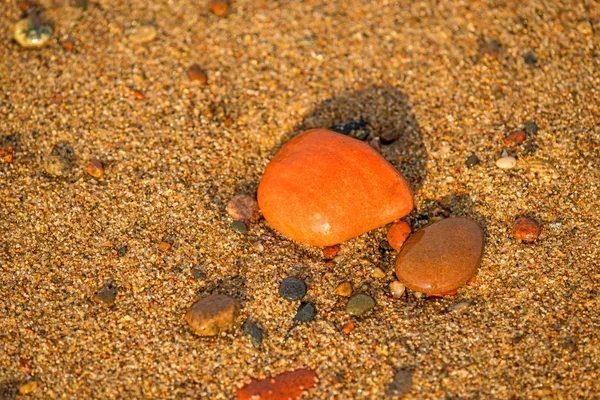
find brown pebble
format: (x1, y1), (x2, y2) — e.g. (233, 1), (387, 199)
(227, 194), (259, 224)
(512, 216), (542, 242)
(209, 0), (229, 16)
(386, 220), (411, 251)
(158, 241), (172, 252)
(342, 321), (355, 334)
(323, 245), (340, 259)
(380, 128), (401, 145)
(187, 64), (208, 84)
(335, 282), (352, 297)
(132, 90), (145, 100)
(85, 159), (104, 178)
(0, 145), (14, 163)
(503, 130), (526, 146)
(185, 294), (240, 336)
(92, 280), (117, 306)
(19, 380), (38, 395)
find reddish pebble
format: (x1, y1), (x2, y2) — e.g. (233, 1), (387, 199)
(62, 40), (75, 51)
(503, 130), (526, 146)
(0, 145), (14, 163)
(210, 0), (229, 16)
(342, 321), (355, 334)
(227, 194), (260, 224)
(85, 159), (104, 178)
(512, 216), (542, 242)
(187, 64), (208, 84)
(386, 220), (411, 251)
(236, 369), (318, 400)
(132, 90), (145, 100)
(323, 245), (340, 259)
(258, 129), (414, 246)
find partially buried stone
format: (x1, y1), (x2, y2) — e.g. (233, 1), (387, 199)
(187, 64), (208, 84)
(380, 128), (402, 145)
(185, 294), (240, 336)
(13, 17), (52, 49)
(279, 277), (307, 301)
(116, 244), (128, 257)
(512, 216), (541, 242)
(85, 159), (104, 178)
(329, 120), (370, 140)
(523, 121), (538, 135)
(294, 302), (315, 322)
(44, 141), (75, 177)
(257, 129), (414, 246)
(386, 220), (411, 251)
(231, 220), (248, 234)
(496, 155), (517, 169)
(128, 25), (157, 44)
(466, 153), (479, 167)
(523, 52), (537, 65)
(242, 320), (263, 348)
(395, 217), (484, 295)
(227, 194), (260, 224)
(372, 267), (386, 279)
(191, 266), (206, 280)
(386, 368), (413, 397)
(345, 294), (375, 316)
(209, 0), (229, 16)
(322, 245), (340, 259)
(92, 280), (117, 306)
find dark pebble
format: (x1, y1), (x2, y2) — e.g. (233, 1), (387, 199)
(523, 52), (537, 65)
(116, 244), (128, 257)
(523, 121), (538, 135)
(466, 153), (479, 167)
(380, 128), (402, 145)
(231, 220), (248, 234)
(386, 368), (413, 397)
(279, 277), (307, 301)
(191, 266), (206, 281)
(92, 280), (117, 306)
(379, 240), (393, 251)
(242, 320), (263, 348)
(329, 120), (370, 140)
(294, 302), (315, 322)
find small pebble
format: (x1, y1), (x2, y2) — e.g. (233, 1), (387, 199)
(342, 321), (355, 334)
(512, 216), (542, 242)
(345, 294), (375, 316)
(372, 267), (386, 279)
(496, 155), (517, 169)
(380, 128), (401, 145)
(503, 130), (526, 146)
(413, 291), (426, 299)
(132, 89), (145, 100)
(13, 18), (52, 48)
(85, 159), (104, 178)
(128, 25), (157, 44)
(549, 221), (562, 232)
(386, 220), (411, 251)
(231, 220), (248, 234)
(466, 153), (479, 167)
(523, 52), (537, 65)
(227, 194), (259, 224)
(450, 301), (470, 311)
(19, 380), (38, 395)
(322, 245), (340, 259)
(523, 121), (538, 135)
(279, 277), (307, 301)
(242, 320), (263, 348)
(386, 368), (413, 397)
(389, 281), (406, 298)
(62, 39), (75, 51)
(116, 244), (128, 257)
(185, 294), (240, 336)
(92, 280), (117, 306)
(294, 302), (315, 323)
(0, 145), (14, 163)
(44, 141), (75, 177)
(187, 64), (208, 84)
(329, 120), (370, 139)
(158, 241), (172, 252)
(335, 282), (352, 297)
(367, 136), (382, 153)
(191, 266), (206, 280)
(576, 20), (593, 35)
(209, 0), (229, 16)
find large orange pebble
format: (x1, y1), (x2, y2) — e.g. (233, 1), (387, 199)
(257, 129), (414, 246)
(386, 220), (411, 251)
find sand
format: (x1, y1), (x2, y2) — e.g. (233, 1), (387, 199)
(1, 0), (599, 398)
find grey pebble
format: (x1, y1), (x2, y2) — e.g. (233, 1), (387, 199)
(242, 320), (263, 348)
(386, 368), (413, 397)
(466, 153), (479, 167)
(345, 294), (376, 316)
(294, 302), (315, 323)
(279, 277), (307, 301)
(92, 280), (117, 306)
(231, 220), (248, 234)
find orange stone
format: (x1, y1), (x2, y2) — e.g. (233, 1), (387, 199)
(187, 64), (208, 84)
(386, 220), (411, 251)
(322, 245), (340, 259)
(236, 369), (317, 400)
(209, 0), (229, 16)
(395, 218), (484, 295)
(342, 321), (355, 334)
(503, 130), (526, 146)
(257, 129), (414, 246)
(0, 145), (14, 163)
(512, 216), (541, 242)
(85, 159), (104, 178)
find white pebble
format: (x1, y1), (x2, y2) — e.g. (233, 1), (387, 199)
(389, 281), (406, 298)
(496, 156), (517, 169)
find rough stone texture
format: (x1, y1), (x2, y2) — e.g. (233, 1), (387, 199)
(395, 218), (485, 295)
(386, 220), (412, 251)
(227, 194), (260, 224)
(258, 129), (414, 246)
(185, 294), (240, 336)
(512, 216), (542, 242)
(345, 294), (376, 316)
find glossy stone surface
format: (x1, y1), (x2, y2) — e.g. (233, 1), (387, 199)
(185, 294), (240, 336)
(386, 220), (411, 251)
(257, 129), (414, 246)
(512, 216), (542, 242)
(395, 218), (484, 295)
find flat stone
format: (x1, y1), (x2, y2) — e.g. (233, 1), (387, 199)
(512, 216), (542, 242)
(279, 277), (307, 301)
(185, 294), (240, 336)
(257, 129), (414, 246)
(395, 217), (484, 295)
(345, 294), (376, 316)
(496, 156), (517, 169)
(294, 302), (316, 323)
(231, 220), (248, 234)
(335, 282), (352, 297)
(227, 194), (259, 224)
(241, 320), (263, 348)
(128, 25), (157, 44)
(92, 280), (117, 306)
(386, 220), (411, 251)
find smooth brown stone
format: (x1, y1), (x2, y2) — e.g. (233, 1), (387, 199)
(512, 216), (541, 242)
(395, 218), (484, 294)
(185, 294), (240, 336)
(257, 129), (414, 246)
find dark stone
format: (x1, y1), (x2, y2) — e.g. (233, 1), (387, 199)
(116, 244), (128, 257)
(92, 280), (117, 306)
(279, 277), (307, 301)
(466, 153), (479, 167)
(329, 120), (370, 140)
(242, 320), (263, 348)
(379, 240), (393, 251)
(191, 266), (206, 281)
(523, 121), (538, 135)
(386, 368), (413, 397)
(523, 52), (537, 65)
(294, 302), (315, 323)
(380, 127), (402, 145)
(561, 336), (577, 350)
(231, 220), (248, 234)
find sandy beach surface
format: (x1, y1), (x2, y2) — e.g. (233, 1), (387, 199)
(1, 0), (599, 398)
